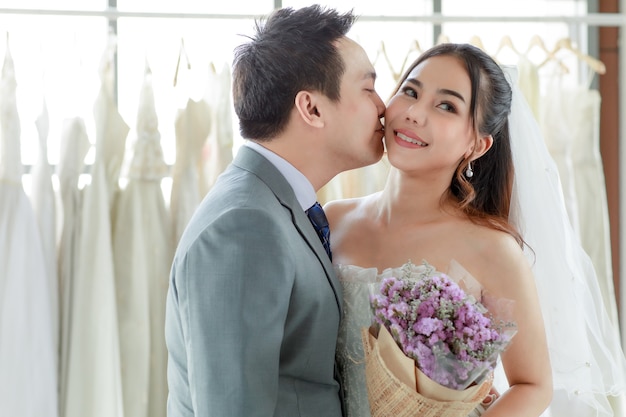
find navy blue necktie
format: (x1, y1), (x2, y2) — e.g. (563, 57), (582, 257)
(306, 202), (332, 261)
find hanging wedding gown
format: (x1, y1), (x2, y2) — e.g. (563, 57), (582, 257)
(565, 78), (624, 417)
(113, 64), (171, 417)
(0, 42), (58, 417)
(170, 96), (211, 246)
(539, 70), (581, 238)
(515, 56), (540, 119)
(566, 84), (618, 329)
(57, 116), (90, 417)
(29, 98), (59, 369)
(63, 42), (128, 417)
(203, 62), (234, 193)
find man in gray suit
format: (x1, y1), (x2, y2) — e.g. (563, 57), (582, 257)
(165, 5), (385, 416)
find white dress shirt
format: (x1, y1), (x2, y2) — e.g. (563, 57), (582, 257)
(244, 141), (317, 210)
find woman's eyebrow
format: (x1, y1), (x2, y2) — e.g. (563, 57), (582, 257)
(404, 77), (466, 103)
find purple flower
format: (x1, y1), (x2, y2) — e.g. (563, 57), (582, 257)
(370, 273), (516, 390)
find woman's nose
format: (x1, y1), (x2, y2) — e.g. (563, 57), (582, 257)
(406, 102), (426, 126)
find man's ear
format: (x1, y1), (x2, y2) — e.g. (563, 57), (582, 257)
(294, 90), (325, 128)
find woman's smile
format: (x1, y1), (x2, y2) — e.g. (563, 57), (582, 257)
(394, 129), (428, 148)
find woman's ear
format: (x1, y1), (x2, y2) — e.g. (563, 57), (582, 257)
(471, 134), (494, 159)
(294, 90), (324, 128)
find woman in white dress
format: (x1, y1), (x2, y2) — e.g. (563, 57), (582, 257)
(326, 43), (554, 417)
(327, 44), (552, 417)
(327, 42), (626, 417)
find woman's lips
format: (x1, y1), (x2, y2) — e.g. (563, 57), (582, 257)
(395, 130), (427, 147)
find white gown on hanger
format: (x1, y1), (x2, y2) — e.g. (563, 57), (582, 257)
(56, 116), (90, 417)
(29, 98), (59, 369)
(566, 85), (618, 328)
(203, 62), (234, 193)
(171, 97), (211, 246)
(566, 81), (625, 417)
(515, 56), (540, 119)
(113, 65), (172, 417)
(539, 70), (581, 238)
(0, 42), (58, 417)
(63, 46), (128, 417)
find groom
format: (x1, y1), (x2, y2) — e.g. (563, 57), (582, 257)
(164, 4), (385, 416)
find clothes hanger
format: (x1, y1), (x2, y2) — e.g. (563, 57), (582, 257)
(371, 40), (385, 68)
(525, 34), (569, 74)
(525, 34), (550, 56)
(173, 38), (191, 87)
(396, 39), (423, 81)
(469, 35), (485, 51)
(494, 35), (521, 58)
(538, 37), (606, 75)
(377, 40), (417, 83)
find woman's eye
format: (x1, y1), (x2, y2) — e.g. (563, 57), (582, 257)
(438, 102), (456, 113)
(401, 86), (417, 98)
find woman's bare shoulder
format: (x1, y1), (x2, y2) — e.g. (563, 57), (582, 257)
(468, 224), (535, 297)
(324, 193), (379, 228)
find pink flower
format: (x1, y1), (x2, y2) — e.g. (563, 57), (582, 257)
(370, 272), (516, 390)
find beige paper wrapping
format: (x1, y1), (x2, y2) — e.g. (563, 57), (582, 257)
(361, 326), (493, 417)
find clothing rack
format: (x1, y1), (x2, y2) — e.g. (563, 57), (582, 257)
(0, 8), (625, 24)
(3, 5), (626, 336)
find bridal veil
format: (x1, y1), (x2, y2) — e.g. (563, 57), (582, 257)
(505, 66), (626, 417)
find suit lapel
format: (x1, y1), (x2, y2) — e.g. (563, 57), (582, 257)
(232, 146), (343, 314)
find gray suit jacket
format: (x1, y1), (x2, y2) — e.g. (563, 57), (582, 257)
(165, 146), (344, 416)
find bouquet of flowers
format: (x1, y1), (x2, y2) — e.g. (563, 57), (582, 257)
(361, 261), (517, 417)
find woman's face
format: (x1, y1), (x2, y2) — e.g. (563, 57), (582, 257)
(384, 55), (477, 177)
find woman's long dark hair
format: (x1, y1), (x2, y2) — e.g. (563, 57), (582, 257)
(391, 43), (523, 247)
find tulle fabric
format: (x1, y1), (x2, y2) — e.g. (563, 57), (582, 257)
(505, 66), (626, 416)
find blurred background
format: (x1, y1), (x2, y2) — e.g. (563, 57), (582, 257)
(0, 1), (624, 416)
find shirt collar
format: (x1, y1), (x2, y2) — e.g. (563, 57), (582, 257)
(244, 141), (317, 210)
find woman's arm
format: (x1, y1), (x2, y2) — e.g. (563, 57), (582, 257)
(480, 236), (553, 417)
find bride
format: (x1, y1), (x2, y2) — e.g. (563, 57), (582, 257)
(325, 43), (626, 416)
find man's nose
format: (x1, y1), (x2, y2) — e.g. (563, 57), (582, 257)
(374, 92), (385, 119)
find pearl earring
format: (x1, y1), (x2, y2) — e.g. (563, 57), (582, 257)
(465, 161), (474, 178)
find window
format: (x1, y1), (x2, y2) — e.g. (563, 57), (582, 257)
(0, 1), (592, 170)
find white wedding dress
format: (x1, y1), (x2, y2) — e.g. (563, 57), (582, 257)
(63, 42), (128, 417)
(113, 64), (171, 417)
(335, 263), (380, 417)
(0, 41), (58, 417)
